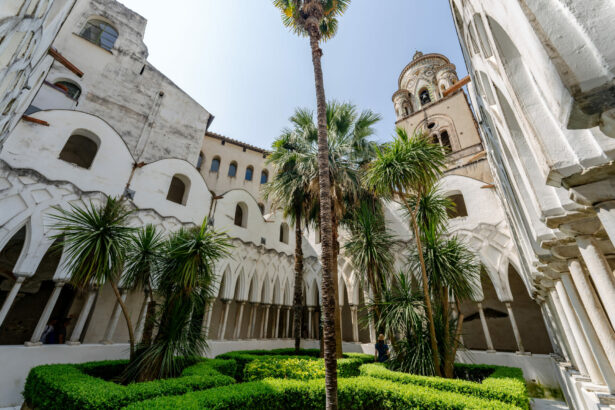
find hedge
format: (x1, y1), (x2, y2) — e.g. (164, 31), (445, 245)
(243, 356), (369, 381)
(124, 376), (523, 410)
(360, 363), (529, 409)
(216, 348), (372, 381)
(23, 359), (235, 410)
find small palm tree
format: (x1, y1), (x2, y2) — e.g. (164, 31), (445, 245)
(273, 2), (350, 406)
(122, 225), (164, 347)
(265, 128), (312, 353)
(50, 196), (137, 358)
(365, 128), (446, 376)
(123, 219), (232, 382)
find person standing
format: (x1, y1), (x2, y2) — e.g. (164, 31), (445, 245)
(374, 334), (389, 363)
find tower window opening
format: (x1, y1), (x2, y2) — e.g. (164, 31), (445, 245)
(419, 89), (431, 105)
(228, 161), (237, 177)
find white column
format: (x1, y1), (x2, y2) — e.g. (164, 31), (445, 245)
(233, 301), (246, 340)
(274, 305), (281, 338)
(134, 294), (150, 343)
(262, 304), (271, 339)
(477, 302), (495, 352)
(101, 290), (127, 344)
(564, 263), (615, 390)
(549, 289), (587, 374)
(218, 299), (231, 340)
(367, 309), (376, 343)
(555, 279), (604, 385)
(285, 306), (290, 338)
(538, 299), (565, 359)
(504, 302), (525, 353)
(596, 200), (615, 246)
(67, 288), (97, 345)
(576, 235), (615, 329)
(26, 281), (65, 346)
(248, 303), (257, 338)
(202, 298), (214, 338)
(0, 276), (25, 328)
(307, 307), (314, 339)
(350, 305), (359, 342)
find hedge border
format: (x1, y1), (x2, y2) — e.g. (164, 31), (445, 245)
(243, 355), (372, 381)
(360, 362), (529, 409)
(123, 376), (523, 410)
(23, 358), (235, 410)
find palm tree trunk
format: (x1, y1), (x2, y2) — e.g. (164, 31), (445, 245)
(331, 215), (343, 358)
(409, 206), (441, 377)
(110, 280), (136, 360)
(445, 300), (464, 378)
(293, 206), (304, 352)
(308, 24), (338, 410)
(141, 289), (156, 347)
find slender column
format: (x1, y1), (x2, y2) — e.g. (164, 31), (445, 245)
(232, 301), (246, 340)
(538, 299), (564, 358)
(576, 235), (615, 329)
(307, 307), (314, 339)
(101, 290), (127, 344)
(477, 302), (495, 352)
(67, 288), (97, 345)
(350, 305), (359, 342)
(555, 279), (604, 384)
(202, 298), (214, 338)
(549, 289), (586, 374)
(218, 299), (231, 340)
(367, 310), (376, 343)
(262, 304), (271, 339)
(596, 200), (615, 246)
(565, 262), (615, 389)
(285, 306), (290, 338)
(0, 276), (26, 328)
(504, 302), (525, 353)
(134, 294), (150, 343)
(27, 281), (65, 345)
(247, 303), (256, 338)
(274, 305), (281, 338)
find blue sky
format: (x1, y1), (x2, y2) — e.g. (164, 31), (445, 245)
(120, 1), (466, 149)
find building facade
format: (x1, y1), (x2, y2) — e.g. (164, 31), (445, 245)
(450, 0), (615, 407)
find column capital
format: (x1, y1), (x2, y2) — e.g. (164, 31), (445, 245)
(53, 280), (66, 287)
(14, 276), (26, 284)
(221, 298), (232, 304)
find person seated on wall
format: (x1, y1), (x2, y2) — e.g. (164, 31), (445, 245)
(40, 318), (58, 344)
(374, 334), (390, 363)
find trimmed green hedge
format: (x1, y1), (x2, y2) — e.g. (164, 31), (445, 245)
(243, 356), (370, 381)
(124, 376), (523, 409)
(216, 348), (372, 381)
(23, 359), (235, 410)
(361, 363), (529, 409)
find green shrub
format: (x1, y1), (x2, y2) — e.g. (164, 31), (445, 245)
(23, 359), (235, 410)
(243, 356), (367, 381)
(124, 376), (523, 409)
(360, 363), (529, 409)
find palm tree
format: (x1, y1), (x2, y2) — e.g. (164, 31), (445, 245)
(124, 219), (232, 382)
(365, 128), (446, 376)
(122, 225), (164, 347)
(273, 3), (350, 407)
(50, 197), (137, 358)
(264, 129), (312, 352)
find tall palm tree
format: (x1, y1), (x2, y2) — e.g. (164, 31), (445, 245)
(273, 3), (350, 407)
(50, 197), (137, 358)
(264, 129), (312, 352)
(122, 224), (164, 347)
(365, 128), (446, 376)
(124, 219), (232, 382)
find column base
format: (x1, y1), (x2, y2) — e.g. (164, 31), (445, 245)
(485, 349), (496, 353)
(515, 351), (531, 356)
(100, 340), (113, 345)
(597, 393), (615, 406)
(24, 341), (42, 347)
(65, 341), (81, 346)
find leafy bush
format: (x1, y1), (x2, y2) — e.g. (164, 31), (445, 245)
(360, 363), (529, 409)
(23, 359), (235, 410)
(124, 376), (523, 409)
(243, 356), (369, 381)
(216, 348), (372, 381)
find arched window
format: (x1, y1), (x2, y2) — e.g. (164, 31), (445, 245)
(80, 19), (118, 51)
(59, 133), (99, 168)
(419, 89), (431, 105)
(53, 80), (81, 100)
(234, 203), (247, 227)
(245, 165), (254, 181)
(447, 193), (468, 218)
(210, 156), (220, 172)
(260, 169), (269, 184)
(228, 161), (237, 177)
(473, 14), (493, 57)
(166, 174), (190, 205)
(196, 152), (204, 171)
(440, 131), (452, 151)
(258, 203), (265, 215)
(279, 223), (289, 244)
